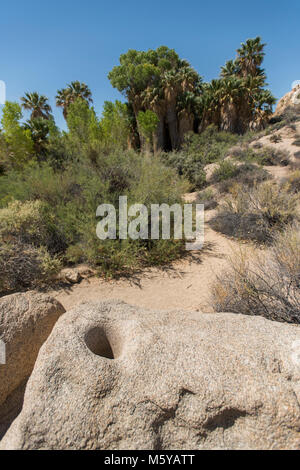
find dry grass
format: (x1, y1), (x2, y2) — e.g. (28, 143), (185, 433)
(210, 181), (299, 243)
(212, 224), (300, 323)
(0, 242), (61, 296)
(284, 170), (300, 194)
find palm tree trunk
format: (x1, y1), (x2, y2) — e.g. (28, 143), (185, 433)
(178, 110), (194, 146)
(166, 102), (179, 150)
(220, 102), (238, 133)
(152, 118), (165, 153)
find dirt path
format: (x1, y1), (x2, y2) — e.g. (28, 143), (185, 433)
(51, 155), (293, 313)
(52, 209), (242, 313)
(264, 165), (291, 181)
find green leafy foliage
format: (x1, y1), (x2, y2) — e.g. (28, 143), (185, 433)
(201, 37), (276, 134)
(1, 101), (34, 168)
(108, 46), (202, 151)
(230, 144), (290, 166)
(213, 162), (270, 193)
(163, 125), (238, 188)
(0, 37), (296, 293)
(211, 160), (239, 182)
(0, 146), (188, 285)
(137, 110), (159, 147)
(99, 100), (132, 152)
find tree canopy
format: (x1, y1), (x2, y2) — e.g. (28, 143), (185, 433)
(108, 39), (274, 149)
(200, 36), (275, 133)
(0, 37), (277, 165)
(109, 46), (202, 150)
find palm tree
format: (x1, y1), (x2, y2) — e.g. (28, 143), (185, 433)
(220, 60), (239, 78)
(20, 92), (52, 120)
(177, 91), (199, 144)
(161, 66), (202, 149)
(24, 118), (50, 160)
(251, 90), (276, 130)
(236, 37), (265, 78)
(56, 81), (93, 119)
(199, 80), (223, 131)
(218, 77), (243, 132)
(141, 85), (165, 152)
(200, 38), (275, 134)
(68, 81), (93, 103)
(55, 88), (71, 120)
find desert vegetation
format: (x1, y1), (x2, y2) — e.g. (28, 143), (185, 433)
(210, 180), (299, 243)
(212, 224), (300, 323)
(0, 36), (299, 319)
(108, 37), (275, 153)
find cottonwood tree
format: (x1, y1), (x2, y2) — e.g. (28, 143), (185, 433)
(137, 110), (159, 153)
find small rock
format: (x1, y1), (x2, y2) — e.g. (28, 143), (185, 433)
(64, 270), (82, 284)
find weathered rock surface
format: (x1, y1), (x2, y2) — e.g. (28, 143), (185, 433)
(0, 292), (65, 437)
(63, 269), (82, 284)
(1, 300), (300, 450)
(274, 84), (300, 116)
(58, 266), (94, 284)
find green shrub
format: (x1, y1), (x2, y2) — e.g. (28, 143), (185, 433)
(0, 151), (188, 278)
(230, 144), (290, 166)
(213, 162), (270, 193)
(196, 188), (217, 210)
(163, 125), (238, 188)
(268, 105), (300, 131)
(75, 156), (188, 277)
(0, 163), (75, 207)
(252, 142), (263, 149)
(0, 199), (65, 253)
(211, 160), (240, 182)
(162, 150), (206, 189)
(182, 126), (239, 162)
(65, 244), (85, 264)
(258, 147), (290, 166)
(212, 224), (300, 323)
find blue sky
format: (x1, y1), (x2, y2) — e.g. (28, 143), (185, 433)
(0, 0), (299, 129)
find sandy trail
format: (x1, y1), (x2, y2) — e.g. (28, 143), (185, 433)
(52, 209), (241, 313)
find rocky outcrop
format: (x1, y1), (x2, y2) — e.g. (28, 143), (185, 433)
(0, 292), (65, 438)
(274, 84), (300, 116)
(1, 300), (300, 450)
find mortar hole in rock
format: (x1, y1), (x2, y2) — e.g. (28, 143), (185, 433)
(85, 327), (114, 359)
